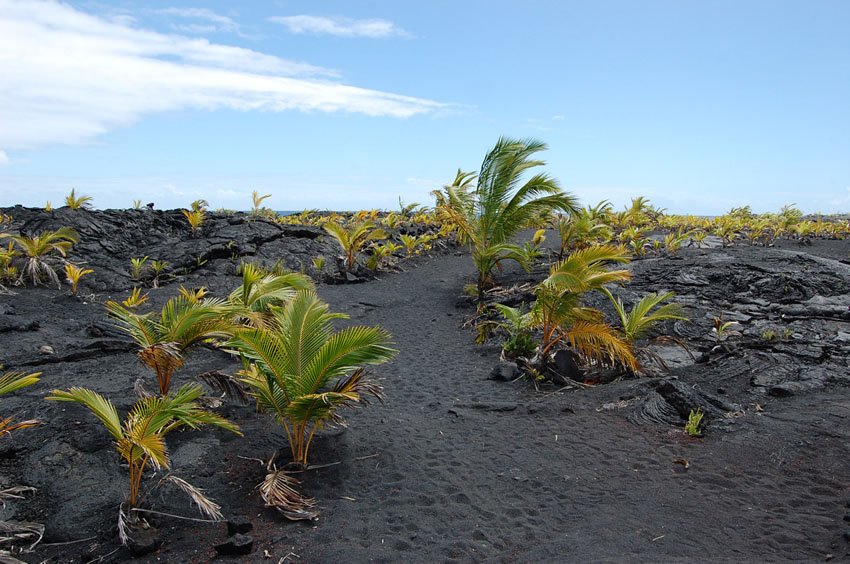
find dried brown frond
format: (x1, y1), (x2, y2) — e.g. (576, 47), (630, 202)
(258, 469), (318, 521)
(331, 368), (384, 407)
(137, 342), (183, 374)
(0, 550), (27, 563)
(164, 476), (224, 521)
(0, 486), (35, 507)
(132, 378), (154, 399)
(117, 505), (131, 546)
(0, 520), (45, 550)
(0, 417), (41, 439)
(483, 283), (534, 298)
(196, 371), (249, 405)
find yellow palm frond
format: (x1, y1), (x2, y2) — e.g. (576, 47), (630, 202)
(562, 321), (638, 371)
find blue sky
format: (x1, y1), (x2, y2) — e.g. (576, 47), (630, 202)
(1, 0), (848, 213)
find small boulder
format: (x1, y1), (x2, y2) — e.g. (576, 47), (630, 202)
(127, 527), (162, 557)
(768, 383), (797, 398)
(489, 361), (518, 382)
(38, 345), (54, 355)
(552, 349), (582, 382)
(215, 533), (253, 556)
(227, 515), (253, 535)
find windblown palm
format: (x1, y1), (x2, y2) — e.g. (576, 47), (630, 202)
(4, 227), (79, 287)
(437, 137), (579, 295)
(46, 384), (240, 515)
(323, 220), (386, 271)
(227, 263), (314, 329)
(106, 295), (235, 395)
(554, 211), (613, 258)
(532, 245), (637, 372)
(226, 290), (396, 468)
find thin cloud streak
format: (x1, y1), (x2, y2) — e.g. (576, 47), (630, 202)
(269, 15), (409, 38)
(158, 7), (241, 34)
(0, 1), (443, 154)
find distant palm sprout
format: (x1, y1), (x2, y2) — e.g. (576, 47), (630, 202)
(65, 188), (93, 210)
(251, 190), (272, 215)
(3, 227), (79, 287)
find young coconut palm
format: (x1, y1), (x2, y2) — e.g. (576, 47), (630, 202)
(323, 220), (387, 272)
(554, 212), (613, 258)
(604, 290), (690, 374)
(437, 137), (579, 296)
(46, 384), (241, 539)
(227, 263), (314, 329)
(475, 303), (536, 360)
(106, 295), (235, 395)
(64, 188), (93, 210)
(531, 245), (637, 376)
(226, 290), (396, 468)
(3, 228), (79, 287)
(251, 190), (272, 215)
(0, 371), (42, 439)
(64, 263), (94, 295)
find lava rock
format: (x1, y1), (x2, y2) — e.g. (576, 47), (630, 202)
(629, 377), (740, 426)
(128, 527), (162, 556)
(215, 533), (254, 556)
(227, 515), (254, 535)
(768, 383), (797, 397)
(552, 349), (582, 382)
(489, 361), (518, 381)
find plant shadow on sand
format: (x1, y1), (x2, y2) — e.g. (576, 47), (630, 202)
(0, 207), (849, 562)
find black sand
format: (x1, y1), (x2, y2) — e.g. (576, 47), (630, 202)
(1, 207), (849, 562)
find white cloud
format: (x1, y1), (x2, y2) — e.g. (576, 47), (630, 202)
(158, 7), (240, 34)
(0, 0), (443, 153)
(0, 150), (8, 165)
(269, 15), (408, 38)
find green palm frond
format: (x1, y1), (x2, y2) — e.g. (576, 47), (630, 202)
(228, 267), (313, 326)
(305, 325), (395, 391)
(543, 244), (632, 293)
(105, 300), (161, 348)
(236, 364), (290, 414)
(277, 292), (343, 387)
(46, 387), (123, 441)
(107, 295), (235, 395)
(7, 228), (80, 286)
(438, 138), (578, 292)
(605, 290), (689, 343)
(226, 289), (395, 466)
(160, 296), (233, 344)
(323, 220), (386, 270)
(227, 327), (289, 381)
(0, 371), (41, 396)
(563, 320), (638, 371)
(48, 384), (240, 509)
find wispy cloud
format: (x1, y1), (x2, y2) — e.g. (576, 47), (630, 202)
(158, 7), (241, 35)
(0, 150), (8, 166)
(269, 15), (408, 38)
(0, 0), (443, 155)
